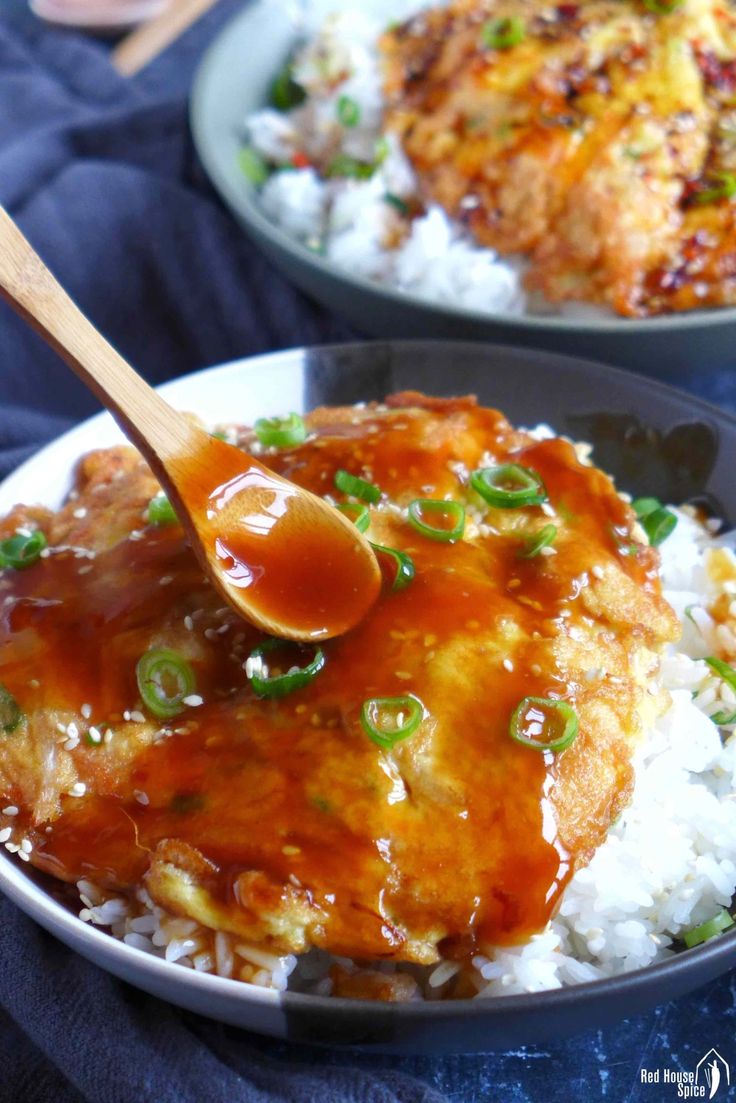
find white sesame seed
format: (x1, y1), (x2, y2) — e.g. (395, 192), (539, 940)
(66, 722), (79, 740)
(20, 838), (32, 854)
(40, 548), (51, 558)
(104, 730), (113, 744)
(592, 565), (605, 580)
(502, 658), (514, 672)
(129, 710), (146, 724)
(5, 842), (19, 853)
(160, 575), (174, 586)
(69, 782), (87, 797)
(17, 850), (29, 862)
(28, 679), (39, 689)
(134, 790), (149, 806)
(81, 703), (92, 719)
(184, 615), (194, 631)
(123, 710), (131, 722)
(56, 722), (68, 735)
(183, 695), (203, 707)
(204, 628), (218, 641)
(15, 526), (32, 538)
(63, 736), (79, 752)
(2, 806), (17, 817)
(87, 727), (102, 744)
(73, 507), (87, 519)
(128, 530), (144, 542)
(0, 828), (12, 843)
(78, 565), (93, 575)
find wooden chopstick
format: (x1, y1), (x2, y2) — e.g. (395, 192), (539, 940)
(111, 0), (222, 76)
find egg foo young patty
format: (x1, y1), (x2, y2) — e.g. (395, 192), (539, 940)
(0, 394), (679, 989)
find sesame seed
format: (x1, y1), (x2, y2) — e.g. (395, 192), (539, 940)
(15, 526), (32, 538)
(73, 507), (87, 519)
(87, 727), (102, 744)
(592, 565), (604, 580)
(2, 806), (18, 816)
(4, 842), (19, 853)
(282, 845), (301, 856)
(67, 722), (79, 740)
(20, 838), (32, 854)
(183, 695), (203, 707)
(17, 850), (29, 862)
(123, 710), (131, 722)
(531, 663), (542, 676)
(134, 790), (150, 806)
(502, 658), (514, 672)
(81, 703), (92, 719)
(128, 530), (144, 542)
(395, 671), (412, 680)
(78, 565), (93, 575)
(184, 615), (194, 631)
(129, 710), (146, 724)
(28, 679), (39, 689)
(56, 722), (68, 735)
(0, 828), (11, 843)
(160, 575), (174, 586)
(104, 730), (113, 744)
(69, 782), (87, 797)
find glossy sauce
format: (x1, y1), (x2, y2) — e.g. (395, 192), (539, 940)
(0, 399), (674, 964)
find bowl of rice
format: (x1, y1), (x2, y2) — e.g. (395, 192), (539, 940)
(190, 0), (736, 378)
(0, 339), (734, 1052)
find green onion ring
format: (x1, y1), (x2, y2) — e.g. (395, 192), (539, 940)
(631, 496), (661, 519)
(641, 506), (677, 546)
(325, 154), (376, 180)
(683, 908), (734, 948)
(254, 412), (307, 449)
(704, 656), (736, 725)
(510, 696), (578, 752)
(146, 494), (178, 527)
(407, 499), (465, 542)
(337, 94), (361, 127)
(360, 694), (424, 749)
(136, 648), (197, 719)
(518, 524), (557, 559)
(694, 171), (736, 205)
(238, 146), (269, 186)
(471, 464), (547, 509)
(247, 638), (325, 699)
(270, 61), (306, 110)
(337, 502), (370, 533)
(371, 543), (415, 591)
(0, 531), (47, 570)
(334, 469), (382, 504)
(481, 15), (525, 48)
(0, 684), (21, 734)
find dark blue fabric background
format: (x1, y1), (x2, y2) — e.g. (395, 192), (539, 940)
(0, 3), (734, 1101)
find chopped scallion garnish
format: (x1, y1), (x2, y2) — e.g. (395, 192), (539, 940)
(360, 694), (424, 749)
(238, 146), (269, 186)
(247, 638), (325, 699)
(641, 506), (677, 546)
(337, 502), (370, 533)
(147, 494), (178, 527)
(510, 696), (578, 752)
(334, 469), (381, 504)
(471, 464), (547, 509)
(0, 531), (47, 570)
(384, 193), (410, 215)
(694, 171), (736, 205)
(518, 524), (557, 559)
(269, 61), (306, 111)
(136, 648), (197, 720)
(337, 94), (361, 127)
(325, 154), (376, 180)
(704, 656), (736, 724)
(481, 15), (525, 49)
(683, 908), (734, 948)
(407, 499), (465, 542)
(253, 412), (307, 449)
(371, 543), (415, 591)
(0, 684), (21, 734)
(631, 497), (661, 519)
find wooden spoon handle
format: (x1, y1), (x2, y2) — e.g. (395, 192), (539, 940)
(0, 207), (195, 464)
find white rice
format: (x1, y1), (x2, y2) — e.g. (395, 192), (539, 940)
(71, 500), (736, 999)
(245, 7), (531, 316)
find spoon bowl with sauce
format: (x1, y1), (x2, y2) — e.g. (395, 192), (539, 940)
(0, 207), (381, 641)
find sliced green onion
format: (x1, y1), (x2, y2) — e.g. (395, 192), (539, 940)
(631, 496), (661, 519)
(408, 499), (465, 542)
(371, 543), (415, 591)
(360, 694), (423, 750)
(683, 908), (734, 948)
(510, 696), (578, 753)
(247, 638), (325, 699)
(269, 61), (306, 110)
(334, 469), (381, 504)
(384, 192), (409, 215)
(471, 464), (547, 509)
(210, 429), (229, 442)
(518, 524), (557, 559)
(694, 171), (736, 205)
(337, 94), (361, 127)
(704, 656), (736, 724)
(325, 154), (376, 180)
(481, 15), (525, 49)
(0, 531), (47, 570)
(337, 502), (370, 533)
(254, 412), (307, 449)
(0, 685), (21, 734)
(136, 648), (197, 720)
(147, 494), (178, 527)
(641, 506), (677, 546)
(374, 135), (390, 164)
(238, 146), (269, 186)
(643, 0), (684, 12)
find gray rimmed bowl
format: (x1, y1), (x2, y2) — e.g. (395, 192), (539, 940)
(190, 0), (736, 379)
(0, 339), (734, 1053)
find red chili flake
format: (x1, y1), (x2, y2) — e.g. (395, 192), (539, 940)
(695, 47), (736, 91)
(556, 4), (579, 19)
(291, 151), (311, 169)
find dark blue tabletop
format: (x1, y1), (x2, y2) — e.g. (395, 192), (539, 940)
(0, 3), (734, 1101)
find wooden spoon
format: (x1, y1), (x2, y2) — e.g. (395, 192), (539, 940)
(0, 208), (381, 641)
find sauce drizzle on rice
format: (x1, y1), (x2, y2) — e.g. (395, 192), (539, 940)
(0, 394), (679, 978)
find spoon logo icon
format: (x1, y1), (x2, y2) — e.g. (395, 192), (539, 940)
(696, 1050), (730, 1099)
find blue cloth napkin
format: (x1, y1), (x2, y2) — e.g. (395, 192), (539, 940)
(0, 6), (734, 1102)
